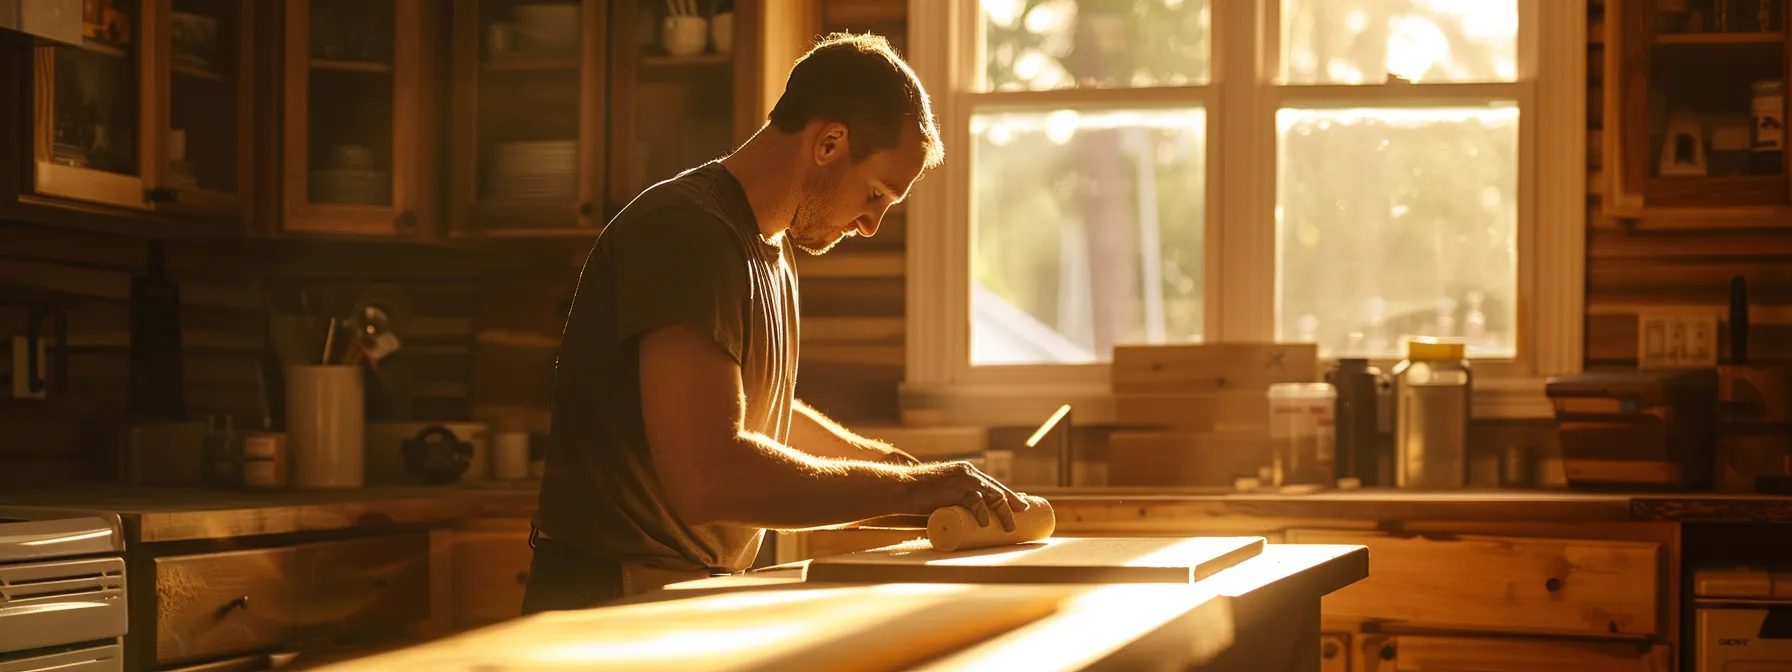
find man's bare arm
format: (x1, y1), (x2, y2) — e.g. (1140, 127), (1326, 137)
(640, 325), (1024, 530)
(787, 399), (921, 465)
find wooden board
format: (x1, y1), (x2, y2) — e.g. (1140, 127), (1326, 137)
(803, 536), (1266, 585)
(1111, 343), (1319, 393)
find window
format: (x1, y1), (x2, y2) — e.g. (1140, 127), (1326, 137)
(904, 0), (1585, 421)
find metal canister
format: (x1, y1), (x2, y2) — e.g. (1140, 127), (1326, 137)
(1393, 340), (1473, 490)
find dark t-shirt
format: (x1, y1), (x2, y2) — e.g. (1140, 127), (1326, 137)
(533, 162), (799, 573)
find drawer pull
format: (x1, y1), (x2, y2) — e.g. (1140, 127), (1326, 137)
(1321, 640), (1340, 659)
(1545, 577), (1563, 593)
(1379, 644), (1396, 660)
(516, 570), (530, 586)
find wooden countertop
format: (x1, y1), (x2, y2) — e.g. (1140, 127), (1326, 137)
(1023, 488), (1792, 524)
(1, 483), (1785, 545)
(0, 483), (540, 543)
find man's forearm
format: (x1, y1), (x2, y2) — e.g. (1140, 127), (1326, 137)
(689, 431), (921, 529)
(787, 399), (913, 463)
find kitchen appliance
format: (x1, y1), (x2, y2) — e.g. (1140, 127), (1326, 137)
(1694, 566), (1792, 671)
(0, 507), (128, 672)
(1546, 369), (1718, 490)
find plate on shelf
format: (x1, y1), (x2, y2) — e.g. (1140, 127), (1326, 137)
(486, 140), (577, 200)
(311, 168), (391, 205)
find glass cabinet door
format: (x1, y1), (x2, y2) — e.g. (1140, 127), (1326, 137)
(284, 0), (424, 236)
(32, 0), (153, 210)
(606, 0), (743, 217)
(1610, 0), (1789, 211)
(157, 0), (252, 220)
(450, 0), (604, 236)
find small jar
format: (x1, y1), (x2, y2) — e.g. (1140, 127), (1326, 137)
(1752, 79), (1784, 175)
(1268, 382), (1337, 487)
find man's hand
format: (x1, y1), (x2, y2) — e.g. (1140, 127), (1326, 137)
(903, 461), (1030, 532)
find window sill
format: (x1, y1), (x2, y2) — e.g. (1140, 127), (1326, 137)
(898, 376), (1555, 429)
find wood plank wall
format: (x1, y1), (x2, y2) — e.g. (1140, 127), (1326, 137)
(1585, 0), (1792, 369)
(0, 225), (486, 486)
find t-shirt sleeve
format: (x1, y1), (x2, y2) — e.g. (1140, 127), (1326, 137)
(604, 208), (750, 364)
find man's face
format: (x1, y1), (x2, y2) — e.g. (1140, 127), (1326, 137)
(788, 123), (928, 255)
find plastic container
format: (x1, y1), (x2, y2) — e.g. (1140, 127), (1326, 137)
(1393, 339), (1473, 490)
(1268, 382), (1337, 487)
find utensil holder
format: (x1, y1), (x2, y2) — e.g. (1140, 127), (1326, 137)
(287, 365), (364, 489)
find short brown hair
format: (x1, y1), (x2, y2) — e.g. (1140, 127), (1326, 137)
(768, 32), (943, 168)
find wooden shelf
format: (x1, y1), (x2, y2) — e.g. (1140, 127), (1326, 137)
(309, 59), (394, 74)
(75, 39), (129, 58)
(482, 59), (579, 73)
(172, 62), (228, 83)
(1642, 175), (1787, 208)
(1652, 32), (1784, 45)
(794, 251), (905, 279)
(640, 53), (732, 69)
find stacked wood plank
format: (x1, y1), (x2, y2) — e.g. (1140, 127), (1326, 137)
(1106, 343), (1320, 488)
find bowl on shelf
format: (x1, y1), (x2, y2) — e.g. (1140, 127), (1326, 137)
(711, 12), (733, 54)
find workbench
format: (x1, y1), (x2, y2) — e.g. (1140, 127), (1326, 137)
(312, 541), (1369, 672)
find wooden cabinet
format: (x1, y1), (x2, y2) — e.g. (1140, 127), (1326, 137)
(1350, 634), (1670, 672)
(146, 533), (432, 667)
(23, 0), (253, 225)
(1284, 529), (1663, 638)
(1603, 0), (1792, 222)
(449, 516), (534, 628)
(154, 548), (296, 665)
(279, 0), (439, 238)
(448, 0), (607, 237)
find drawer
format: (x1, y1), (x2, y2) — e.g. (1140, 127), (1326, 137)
(292, 533), (431, 641)
(155, 548), (296, 664)
(1352, 634), (1670, 672)
(451, 518), (533, 628)
(1285, 529), (1662, 637)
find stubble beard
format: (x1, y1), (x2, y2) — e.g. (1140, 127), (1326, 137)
(788, 165), (850, 256)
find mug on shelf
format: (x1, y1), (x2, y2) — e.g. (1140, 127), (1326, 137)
(662, 15), (707, 57)
(711, 12), (733, 53)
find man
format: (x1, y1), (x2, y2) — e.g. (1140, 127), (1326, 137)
(522, 33), (1030, 614)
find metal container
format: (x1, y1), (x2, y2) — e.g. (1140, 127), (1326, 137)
(1393, 339), (1473, 490)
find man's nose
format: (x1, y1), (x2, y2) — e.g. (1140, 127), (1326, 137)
(856, 209), (885, 238)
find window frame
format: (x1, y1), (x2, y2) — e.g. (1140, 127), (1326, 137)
(901, 0), (1586, 425)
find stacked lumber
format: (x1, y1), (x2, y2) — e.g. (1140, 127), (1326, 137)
(1106, 343), (1320, 488)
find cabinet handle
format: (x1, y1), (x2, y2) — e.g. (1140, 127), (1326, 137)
(397, 210), (418, 228)
(146, 187), (177, 203)
(578, 201), (594, 217)
(232, 595), (250, 610)
(1379, 643), (1395, 660)
(1545, 577), (1563, 593)
(516, 570), (530, 585)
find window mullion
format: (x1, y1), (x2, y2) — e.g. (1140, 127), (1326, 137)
(1216, 0), (1275, 343)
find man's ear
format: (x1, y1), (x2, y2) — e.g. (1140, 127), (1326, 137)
(813, 122), (849, 166)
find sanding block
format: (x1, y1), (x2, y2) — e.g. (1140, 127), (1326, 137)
(927, 495), (1055, 552)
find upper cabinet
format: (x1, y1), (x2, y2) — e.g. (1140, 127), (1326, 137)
(1604, 0), (1789, 222)
(448, 0), (607, 236)
(279, 0), (438, 238)
(22, 0), (253, 225)
(447, 0), (811, 237)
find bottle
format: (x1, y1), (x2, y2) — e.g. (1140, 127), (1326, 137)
(1393, 339), (1473, 490)
(1267, 382), (1337, 487)
(1327, 358), (1384, 485)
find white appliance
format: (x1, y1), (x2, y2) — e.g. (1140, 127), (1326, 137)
(1696, 567), (1792, 672)
(0, 507), (128, 672)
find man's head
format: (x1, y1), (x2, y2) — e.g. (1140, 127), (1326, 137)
(768, 33), (943, 254)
